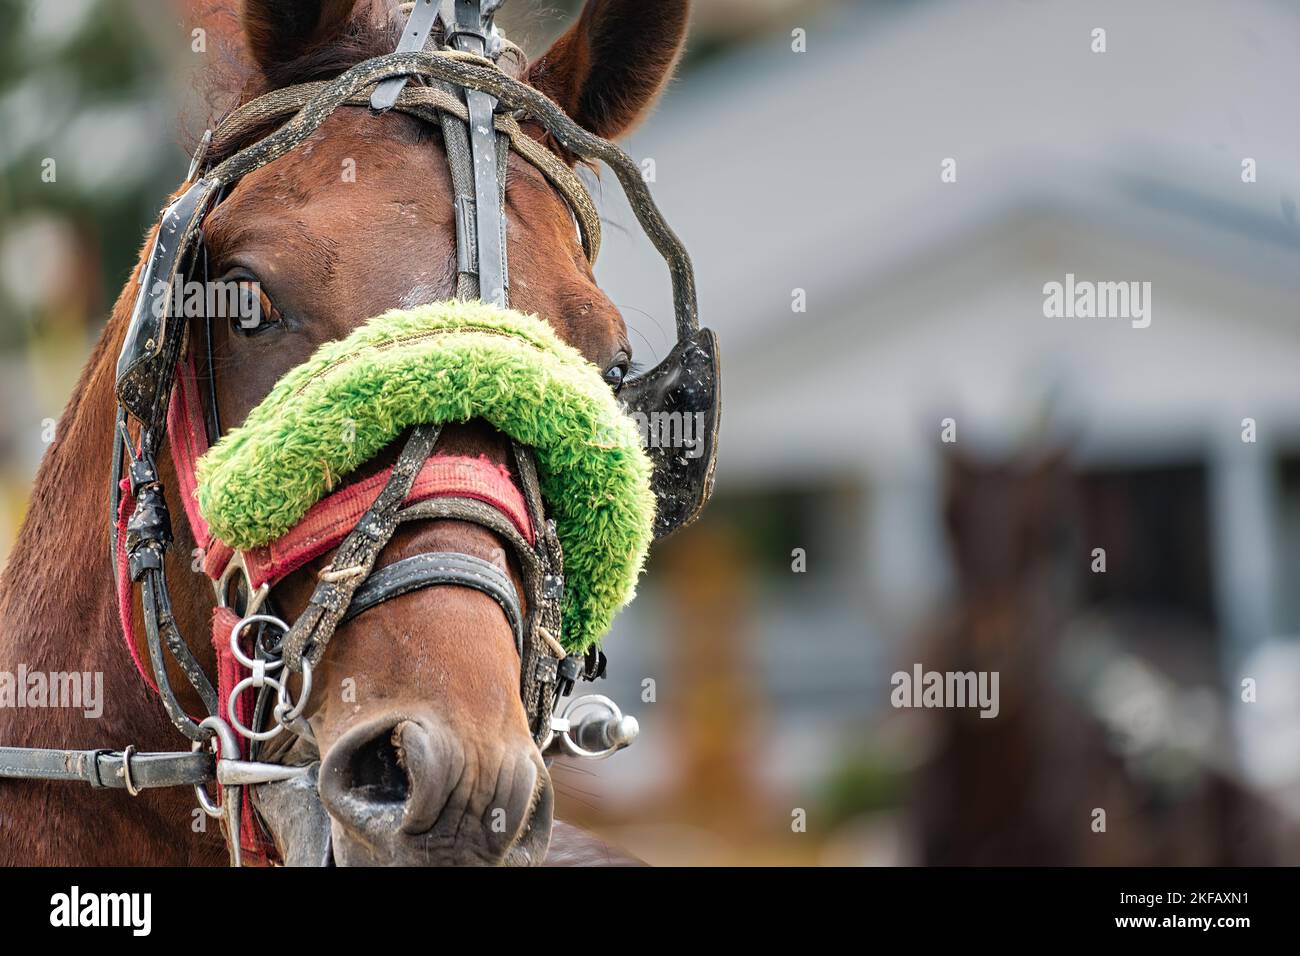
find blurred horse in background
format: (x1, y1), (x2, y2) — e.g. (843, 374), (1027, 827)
(913, 441), (1282, 864)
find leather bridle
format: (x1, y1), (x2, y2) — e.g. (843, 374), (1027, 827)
(0, 0), (719, 866)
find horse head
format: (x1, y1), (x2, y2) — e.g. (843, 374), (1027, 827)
(183, 0), (687, 866)
(0, 0), (700, 868)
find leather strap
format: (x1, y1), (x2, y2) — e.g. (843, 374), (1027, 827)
(448, 0), (508, 307)
(0, 746), (213, 790)
(281, 424), (441, 672)
(369, 0), (442, 111)
(342, 551), (523, 655)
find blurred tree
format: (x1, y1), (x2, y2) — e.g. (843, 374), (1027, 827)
(0, 0), (186, 339)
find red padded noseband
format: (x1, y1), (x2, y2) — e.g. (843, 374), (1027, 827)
(167, 352), (534, 585)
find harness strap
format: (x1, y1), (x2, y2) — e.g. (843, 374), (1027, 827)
(281, 424), (442, 672)
(341, 551), (524, 656)
(0, 746), (213, 790)
(369, 0), (442, 111)
(114, 476), (158, 694)
(222, 456), (534, 590)
(449, 0), (508, 306)
(168, 349), (214, 551)
(209, 55), (603, 264)
(508, 443), (567, 741)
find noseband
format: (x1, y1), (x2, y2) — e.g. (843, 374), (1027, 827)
(0, 0), (719, 866)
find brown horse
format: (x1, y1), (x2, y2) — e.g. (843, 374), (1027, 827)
(914, 443), (1278, 864)
(0, 0), (687, 866)
(913, 443), (1085, 864)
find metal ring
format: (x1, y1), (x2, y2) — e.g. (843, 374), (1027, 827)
(228, 675), (285, 742)
(121, 744), (141, 797)
(275, 658), (312, 724)
(549, 694), (635, 760)
(229, 614), (288, 671)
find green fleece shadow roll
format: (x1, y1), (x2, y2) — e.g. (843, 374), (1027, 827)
(195, 301), (655, 653)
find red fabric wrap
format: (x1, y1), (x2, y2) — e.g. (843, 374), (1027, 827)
(168, 351), (213, 552)
(115, 476), (158, 694)
(165, 353), (534, 589)
(239, 454), (534, 589)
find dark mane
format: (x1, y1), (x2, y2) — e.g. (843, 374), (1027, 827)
(200, 10), (413, 167)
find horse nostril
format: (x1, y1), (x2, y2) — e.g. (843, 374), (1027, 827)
(318, 714), (555, 861)
(345, 727), (411, 805)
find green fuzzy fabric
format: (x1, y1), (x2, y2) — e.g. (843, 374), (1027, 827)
(195, 301), (655, 652)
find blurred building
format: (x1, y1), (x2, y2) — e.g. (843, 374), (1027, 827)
(583, 0), (1300, 863)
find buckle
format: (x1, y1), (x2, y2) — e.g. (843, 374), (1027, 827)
(85, 749), (115, 789)
(444, 0), (489, 52)
(534, 656), (559, 686)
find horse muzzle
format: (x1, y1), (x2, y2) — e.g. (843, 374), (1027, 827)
(250, 722), (555, 867)
(316, 714), (553, 866)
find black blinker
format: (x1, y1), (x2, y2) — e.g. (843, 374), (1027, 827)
(619, 327), (721, 540)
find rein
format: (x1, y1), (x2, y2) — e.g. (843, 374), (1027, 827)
(0, 0), (719, 867)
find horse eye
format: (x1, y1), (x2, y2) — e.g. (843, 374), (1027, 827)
(229, 280), (281, 338)
(603, 361), (629, 393)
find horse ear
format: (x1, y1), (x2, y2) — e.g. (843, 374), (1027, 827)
(528, 0), (690, 140)
(242, 0), (357, 76)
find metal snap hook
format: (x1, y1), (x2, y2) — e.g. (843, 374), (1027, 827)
(216, 551), (269, 615)
(191, 715), (239, 818)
